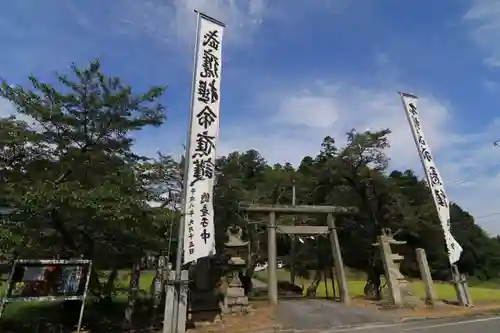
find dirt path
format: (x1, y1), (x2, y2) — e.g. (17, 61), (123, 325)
(275, 299), (397, 331)
(251, 278), (396, 331)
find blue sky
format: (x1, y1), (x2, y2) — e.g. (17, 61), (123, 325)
(2, 0), (500, 233)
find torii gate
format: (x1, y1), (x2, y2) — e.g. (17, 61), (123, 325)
(240, 204), (357, 306)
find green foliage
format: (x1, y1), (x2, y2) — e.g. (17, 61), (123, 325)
(0, 61), (172, 269)
(212, 131), (500, 281)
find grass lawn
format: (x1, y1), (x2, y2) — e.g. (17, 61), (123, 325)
(99, 269), (156, 296)
(254, 269), (500, 302)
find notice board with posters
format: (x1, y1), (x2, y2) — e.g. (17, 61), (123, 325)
(0, 259), (92, 332)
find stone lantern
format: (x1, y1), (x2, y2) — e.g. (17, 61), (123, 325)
(223, 225), (250, 314)
(374, 228), (421, 307)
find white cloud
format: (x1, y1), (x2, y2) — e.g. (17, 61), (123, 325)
(464, 0), (500, 67)
(484, 78), (500, 91)
(221, 80), (458, 168)
(218, 80), (500, 234)
(0, 97), (16, 117)
(0, 97), (38, 127)
(116, 0), (269, 47)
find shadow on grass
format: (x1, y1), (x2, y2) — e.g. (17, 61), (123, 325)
(0, 297), (164, 332)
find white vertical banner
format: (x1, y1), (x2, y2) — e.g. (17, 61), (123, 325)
(183, 13), (225, 264)
(399, 92), (462, 264)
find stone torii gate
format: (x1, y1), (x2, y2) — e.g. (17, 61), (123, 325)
(240, 204), (357, 306)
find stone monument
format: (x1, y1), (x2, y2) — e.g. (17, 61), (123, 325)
(374, 229), (422, 307)
(223, 225), (251, 314)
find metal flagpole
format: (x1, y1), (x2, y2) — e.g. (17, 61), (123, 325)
(164, 10), (201, 333)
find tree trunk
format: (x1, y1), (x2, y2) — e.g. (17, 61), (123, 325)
(364, 253), (382, 300)
(323, 269), (329, 298)
(103, 267), (118, 298)
(305, 269), (322, 297)
(124, 262), (141, 330)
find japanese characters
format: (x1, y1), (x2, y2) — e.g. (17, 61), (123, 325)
(183, 15), (224, 264)
(400, 92), (462, 264)
(403, 98), (446, 208)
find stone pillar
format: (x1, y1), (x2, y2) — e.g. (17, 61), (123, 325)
(163, 270), (176, 333)
(290, 183), (297, 286)
(327, 213), (350, 304)
(451, 264), (473, 307)
(163, 269), (188, 333)
(177, 270), (189, 333)
(152, 255), (166, 309)
(267, 212), (278, 306)
(415, 248), (436, 305)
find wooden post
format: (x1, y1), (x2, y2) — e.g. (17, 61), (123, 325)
(268, 211), (278, 306)
(415, 248), (436, 305)
(327, 213), (350, 304)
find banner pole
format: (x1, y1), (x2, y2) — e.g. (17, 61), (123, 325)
(165, 10), (201, 333)
(398, 92), (470, 307)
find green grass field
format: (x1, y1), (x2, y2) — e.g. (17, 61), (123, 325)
(3, 267), (500, 323)
(254, 269), (500, 302)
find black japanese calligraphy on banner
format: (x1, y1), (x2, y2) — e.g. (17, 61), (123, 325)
(183, 15), (224, 265)
(187, 187), (197, 255)
(412, 116), (421, 132)
(202, 30), (220, 50)
(421, 146), (433, 162)
(428, 166), (442, 186)
(434, 188), (448, 208)
(196, 107), (217, 129)
(200, 192), (210, 204)
(188, 217), (196, 255)
(200, 30), (221, 79)
(408, 102), (418, 116)
(189, 187), (196, 203)
(400, 92), (463, 264)
(200, 201), (211, 244)
(418, 135), (426, 146)
(193, 131), (216, 158)
(190, 157), (215, 186)
(200, 49), (219, 79)
(197, 80), (219, 104)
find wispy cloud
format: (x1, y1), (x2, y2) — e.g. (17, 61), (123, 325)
(218, 78), (500, 234)
(115, 0), (270, 47)
(0, 97), (16, 117)
(464, 0), (500, 67)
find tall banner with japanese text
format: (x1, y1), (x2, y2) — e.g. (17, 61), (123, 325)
(399, 92), (462, 264)
(183, 13), (224, 264)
